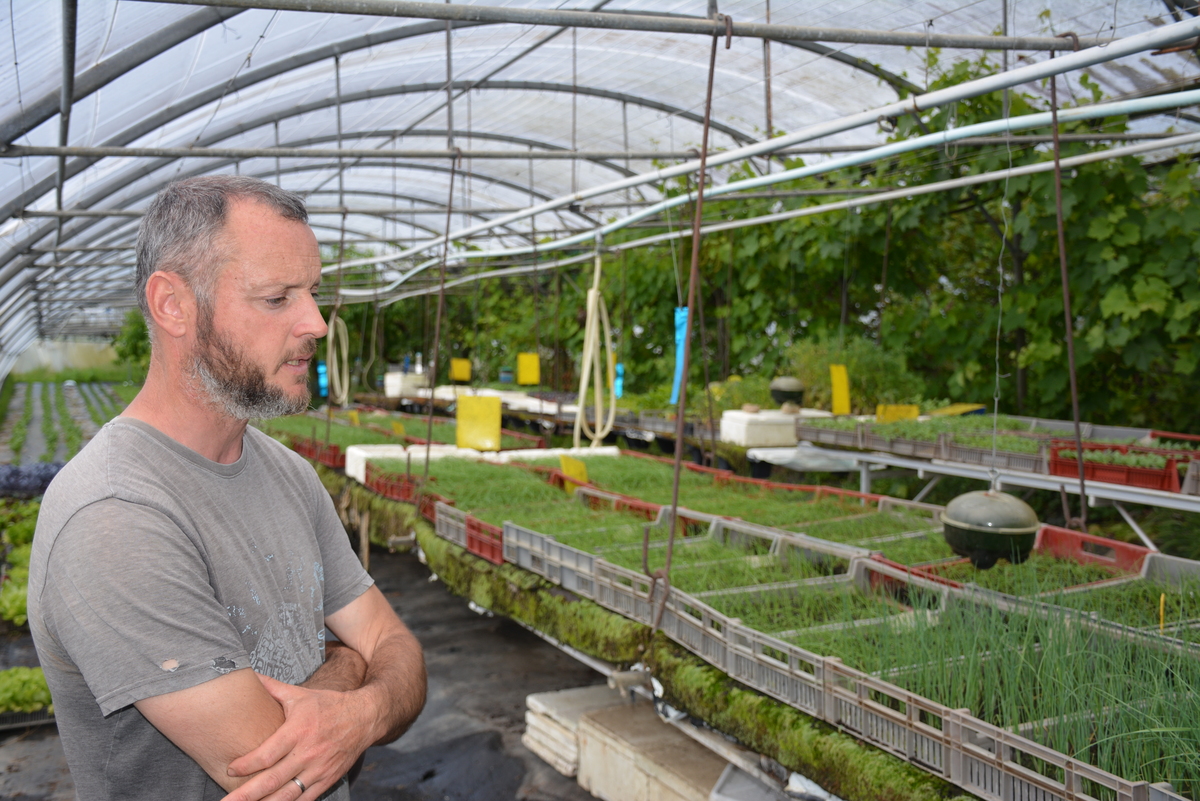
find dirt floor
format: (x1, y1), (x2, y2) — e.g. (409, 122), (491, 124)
(0, 547), (603, 801)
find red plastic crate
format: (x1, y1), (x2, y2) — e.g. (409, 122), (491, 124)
(1048, 445), (1179, 492)
(465, 516), (504, 564)
(1034, 524), (1150, 573)
(291, 437), (346, 469)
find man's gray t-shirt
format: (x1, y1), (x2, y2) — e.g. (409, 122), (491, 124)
(28, 418), (373, 801)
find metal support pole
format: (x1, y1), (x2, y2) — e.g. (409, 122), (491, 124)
(445, 0), (454, 152)
(762, 0), (772, 138)
(147, 0), (1108, 50)
(1, 134), (1180, 161)
(912, 475), (941, 503)
(55, 0), (78, 249)
(859, 464), (872, 499)
(1114, 502), (1157, 551)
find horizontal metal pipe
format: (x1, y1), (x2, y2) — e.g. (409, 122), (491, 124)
(332, 17), (1200, 273)
(1, 133), (1177, 162)
(338, 85), (1200, 290)
(150, 0), (1103, 50)
(368, 131), (1200, 305)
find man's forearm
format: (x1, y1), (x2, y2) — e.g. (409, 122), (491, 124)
(353, 627), (426, 746)
(303, 641), (367, 692)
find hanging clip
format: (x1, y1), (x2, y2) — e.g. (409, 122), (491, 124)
(724, 14), (733, 49)
(1057, 31), (1080, 52)
(452, 146), (463, 168)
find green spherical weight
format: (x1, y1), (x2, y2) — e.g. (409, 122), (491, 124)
(941, 490), (1039, 570)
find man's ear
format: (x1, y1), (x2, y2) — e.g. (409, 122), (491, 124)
(145, 271), (195, 339)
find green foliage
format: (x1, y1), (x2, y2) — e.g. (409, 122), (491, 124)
(2, 501), (39, 547)
(350, 53), (1200, 433)
(790, 337), (925, 413)
(112, 309), (151, 375)
(8, 385), (33, 459)
(56, 383), (83, 459)
(0, 377), (14, 433)
(1058, 449), (1176, 470)
(0, 667), (52, 714)
(13, 365), (130, 384)
(39, 383), (57, 463)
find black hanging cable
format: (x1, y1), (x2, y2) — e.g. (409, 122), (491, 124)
(1050, 37), (1088, 532)
(654, 18), (725, 633)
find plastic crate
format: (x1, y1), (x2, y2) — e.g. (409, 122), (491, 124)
(1049, 445), (1180, 492)
(0, 708), (54, 732)
(503, 523), (596, 598)
(1034, 524), (1151, 574)
(290, 436), (346, 469)
(795, 424), (860, 448)
(466, 516), (504, 564)
(945, 442), (1046, 474)
(434, 501), (467, 546)
(364, 463), (416, 502)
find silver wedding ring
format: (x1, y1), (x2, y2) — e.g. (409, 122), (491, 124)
(292, 777), (307, 794)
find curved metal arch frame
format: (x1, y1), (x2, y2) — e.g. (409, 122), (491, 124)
(0, 10), (917, 150)
(0, 77), (687, 246)
(0, 155), (594, 338)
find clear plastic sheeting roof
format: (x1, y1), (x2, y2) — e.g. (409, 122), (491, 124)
(0, 0), (1197, 374)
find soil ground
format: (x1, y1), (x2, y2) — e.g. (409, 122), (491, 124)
(0, 548), (601, 801)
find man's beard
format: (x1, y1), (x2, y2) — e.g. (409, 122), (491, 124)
(190, 310), (314, 420)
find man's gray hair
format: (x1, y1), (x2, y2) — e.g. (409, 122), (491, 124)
(134, 176), (308, 321)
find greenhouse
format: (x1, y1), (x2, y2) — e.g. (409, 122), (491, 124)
(1, 2), (1200, 800)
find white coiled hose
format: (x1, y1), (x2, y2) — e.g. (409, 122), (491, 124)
(326, 312), (351, 407)
(573, 244), (616, 448)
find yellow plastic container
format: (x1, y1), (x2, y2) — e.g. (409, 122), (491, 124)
(450, 358), (472, 383)
(830, 364), (851, 416)
(876, 404), (919, 423)
(456, 396), (502, 451)
(391, 421), (406, 437)
(517, 353), (541, 386)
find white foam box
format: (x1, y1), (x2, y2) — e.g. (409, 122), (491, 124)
(719, 410), (799, 448)
(383, 372), (429, 398)
(577, 698), (727, 801)
(523, 685), (624, 778)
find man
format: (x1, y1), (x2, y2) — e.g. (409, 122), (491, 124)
(28, 175), (426, 801)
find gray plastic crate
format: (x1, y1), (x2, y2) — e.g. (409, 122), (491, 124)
(796, 424), (860, 448)
(944, 442), (1047, 474)
(434, 501), (467, 547)
(502, 522), (597, 598)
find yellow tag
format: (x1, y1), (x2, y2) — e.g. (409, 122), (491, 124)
(456, 396), (502, 451)
(449, 358), (472, 383)
(559, 455), (589, 493)
(876, 404), (919, 423)
(830, 364), (851, 416)
(516, 352), (540, 386)
(391, 421), (406, 437)
(347, 410), (360, 427)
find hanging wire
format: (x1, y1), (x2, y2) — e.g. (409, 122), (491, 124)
(654, 20), (724, 633)
(179, 10), (279, 175)
(989, 80), (1017, 492)
(420, 150), (461, 494)
(1050, 42), (1090, 531)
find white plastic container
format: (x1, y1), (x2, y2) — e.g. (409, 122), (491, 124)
(719, 410), (799, 448)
